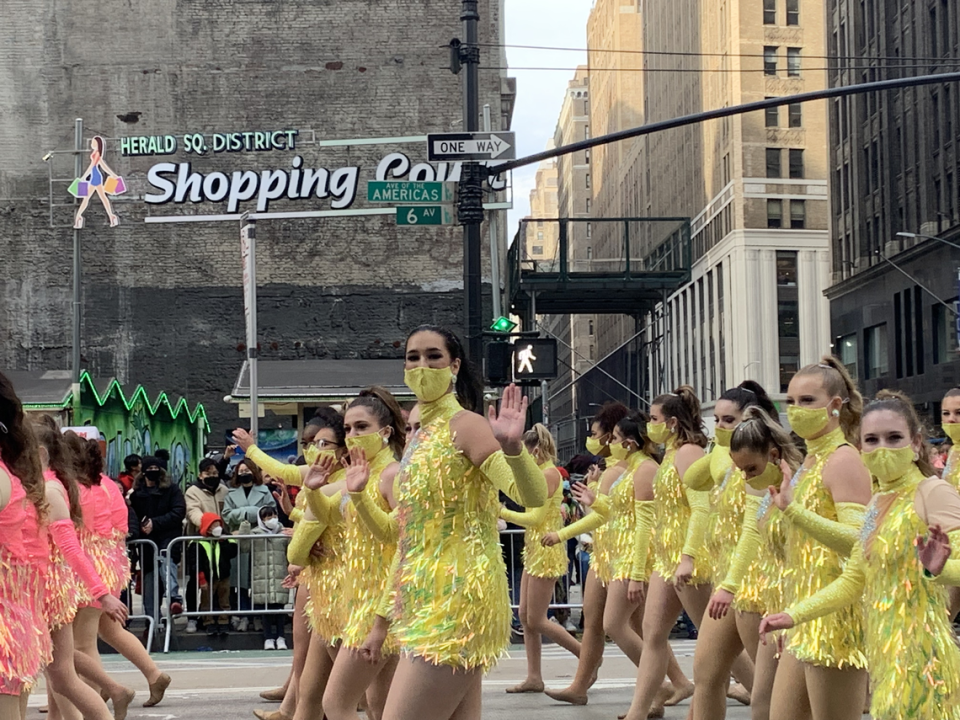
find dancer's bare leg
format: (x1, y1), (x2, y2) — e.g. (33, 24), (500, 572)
(382, 658), (479, 720)
(278, 586), (310, 718)
(96, 615), (163, 684)
(544, 569), (606, 703)
(322, 647), (389, 720)
(746, 627), (779, 720)
(690, 610), (745, 720)
(73, 608), (136, 717)
(45, 624), (112, 720)
(805, 665), (867, 720)
(603, 580), (642, 664)
(292, 634), (334, 720)
(769, 651), (812, 720)
(365, 656), (398, 720)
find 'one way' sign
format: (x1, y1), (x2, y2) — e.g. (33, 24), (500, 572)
(427, 132), (516, 161)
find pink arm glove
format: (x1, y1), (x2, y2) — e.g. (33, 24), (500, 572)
(49, 519), (110, 600)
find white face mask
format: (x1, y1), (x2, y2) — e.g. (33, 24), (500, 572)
(264, 518), (280, 532)
(211, 526), (223, 538)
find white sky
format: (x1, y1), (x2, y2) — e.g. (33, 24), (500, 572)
(504, 0), (594, 238)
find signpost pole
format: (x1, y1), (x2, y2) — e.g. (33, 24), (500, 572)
(72, 118), (83, 384)
(241, 214), (259, 435)
(461, 0), (484, 364)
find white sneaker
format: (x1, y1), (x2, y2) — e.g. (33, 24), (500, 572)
(564, 620), (578, 632)
(237, 617), (250, 632)
(254, 618), (263, 632)
(186, 619), (197, 633)
(264, 638), (276, 651)
(276, 637), (288, 651)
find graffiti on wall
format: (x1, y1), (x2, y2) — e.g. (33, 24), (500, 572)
(74, 372), (209, 486)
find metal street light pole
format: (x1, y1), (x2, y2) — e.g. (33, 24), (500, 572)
(896, 231), (960, 252)
(72, 118), (83, 384)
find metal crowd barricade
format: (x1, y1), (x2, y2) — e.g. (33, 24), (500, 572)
(124, 538), (160, 653)
(500, 528), (585, 613)
(163, 533), (293, 653)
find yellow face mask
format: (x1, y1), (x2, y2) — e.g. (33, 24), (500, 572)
(746, 461), (783, 491)
(787, 405), (831, 439)
(346, 431), (387, 461)
(304, 445), (337, 466)
(585, 436), (604, 455)
(714, 426), (734, 448)
(647, 421), (671, 445)
(944, 423), (960, 444)
(609, 442), (632, 462)
(862, 446), (916, 487)
(404, 366), (454, 404)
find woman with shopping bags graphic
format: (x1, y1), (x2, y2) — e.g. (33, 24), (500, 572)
(70, 136), (124, 228)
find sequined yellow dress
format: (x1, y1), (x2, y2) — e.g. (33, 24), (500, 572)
(786, 466), (960, 719)
(943, 444), (960, 490)
(781, 428), (866, 669)
(609, 452), (652, 582)
(385, 393), (546, 671)
(702, 457), (747, 584)
(500, 462), (567, 579)
(556, 476), (613, 582)
(300, 469), (348, 643)
(722, 490), (786, 616)
(651, 443), (711, 585)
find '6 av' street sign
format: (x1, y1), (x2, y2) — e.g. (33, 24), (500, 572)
(427, 132), (516, 162)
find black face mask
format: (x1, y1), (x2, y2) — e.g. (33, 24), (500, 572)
(238, 474), (254, 485)
(202, 476), (220, 490)
(145, 470), (162, 483)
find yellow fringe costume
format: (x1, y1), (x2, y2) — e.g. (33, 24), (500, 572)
(556, 478), (612, 582)
(943, 444), (960, 490)
(786, 466), (960, 719)
(385, 392), (546, 672)
(609, 452), (652, 581)
(780, 427), (866, 669)
(651, 443), (711, 585)
(499, 462), (567, 579)
(701, 447), (747, 584)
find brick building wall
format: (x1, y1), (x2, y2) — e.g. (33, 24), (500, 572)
(0, 0), (510, 434)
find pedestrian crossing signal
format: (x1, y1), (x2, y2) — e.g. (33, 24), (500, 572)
(512, 339), (557, 381)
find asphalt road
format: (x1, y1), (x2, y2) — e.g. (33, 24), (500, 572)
(23, 641), (781, 720)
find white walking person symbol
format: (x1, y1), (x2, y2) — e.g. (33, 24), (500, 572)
(517, 344), (537, 374)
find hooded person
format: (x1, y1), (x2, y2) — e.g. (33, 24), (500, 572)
(196, 513), (237, 637)
(250, 505), (291, 650)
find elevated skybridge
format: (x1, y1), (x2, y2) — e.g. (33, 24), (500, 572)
(507, 217), (692, 318)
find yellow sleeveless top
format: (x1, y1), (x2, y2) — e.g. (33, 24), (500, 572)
(521, 463), (567, 579)
(303, 468), (348, 642)
(340, 448), (398, 652)
(388, 396), (510, 672)
(609, 452), (652, 581)
(702, 462), (747, 583)
(783, 428), (866, 669)
(860, 472), (960, 719)
(652, 445), (709, 585)
(734, 493), (786, 615)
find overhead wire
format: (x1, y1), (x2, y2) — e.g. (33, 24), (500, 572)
(480, 63), (960, 73)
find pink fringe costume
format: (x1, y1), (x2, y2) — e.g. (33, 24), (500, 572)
(0, 459), (50, 695)
(77, 479), (128, 607)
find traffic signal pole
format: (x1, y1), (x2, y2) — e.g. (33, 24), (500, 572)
(459, 0), (484, 363)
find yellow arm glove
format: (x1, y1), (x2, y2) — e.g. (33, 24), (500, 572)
(244, 445), (303, 487)
(287, 518), (326, 566)
(289, 507), (304, 525)
(350, 489), (399, 544)
(629, 500), (655, 582)
(480, 448), (547, 508)
(683, 454), (714, 491)
(681, 487), (711, 560)
(785, 543), (866, 624)
(557, 493), (612, 543)
(500, 495), (553, 529)
(783, 501), (866, 556)
(718, 494), (763, 595)
(304, 488), (344, 527)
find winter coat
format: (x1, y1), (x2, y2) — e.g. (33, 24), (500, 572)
(197, 537), (238, 583)
(223, 486), (276, 532)
(184, 480), (229, 536)
(129, 478), (186, 561)
(248, 528), (290, 606)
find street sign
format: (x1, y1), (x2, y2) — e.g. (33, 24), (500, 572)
(367, 181), (456, 204)
(427, 132), (516, 161)
(396, 205), (455, 226)
(512, 339), (558, 381)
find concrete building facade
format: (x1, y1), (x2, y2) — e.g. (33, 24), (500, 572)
(0, 0), (514, 435)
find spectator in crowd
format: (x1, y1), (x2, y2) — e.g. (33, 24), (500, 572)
(250, 505), (291, 650)
(262, 472), (295, 528)
(223, 460), (275, 630)
(196, 513), (237, 637)
(183, 458), (229, 632)
(118, 453), (141, 494)
(129, 455), (186, 620)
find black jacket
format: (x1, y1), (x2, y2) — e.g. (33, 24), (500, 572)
(129, 479), (186, 558)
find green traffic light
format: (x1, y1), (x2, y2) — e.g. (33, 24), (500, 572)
(490, 316), (518, 333)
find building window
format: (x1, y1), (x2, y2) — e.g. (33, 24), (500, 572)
(588, 319), (595, 335)
(585, 173), (591, 189)
(763, 0), (776, 24)
(786, 0), (799, 25)
(865, 324), (889, 379)
(790, 200), (806, 229)
(765, 101), (779, 127)
(933, 303), (952, 365)
(787, 48), (801, 76)
(764, 46), (778, 75)
(585, 199), (591, 213)
(915, 286), (926, 376)
(586, 222), (592, 238)
(777, 250), (798, 285)
(537, 231), (544, 240)
(766, 148), (782, 177)
(837, 333), (858, 378)
(778, 300), (800, 337)
(532, 245), (543, 255)
(584, 125), (590, 140)
(585, 148), (591, 163)
(586, 246), (593, 259)
(767, 199), (783, 228)
(788, 103), (802, 127)
(789, 149), (804, 178)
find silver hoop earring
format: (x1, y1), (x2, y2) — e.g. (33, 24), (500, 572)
(831, 409), (840, 417)
(914, 451), (920, 461)
(451, 374), (458, 383)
